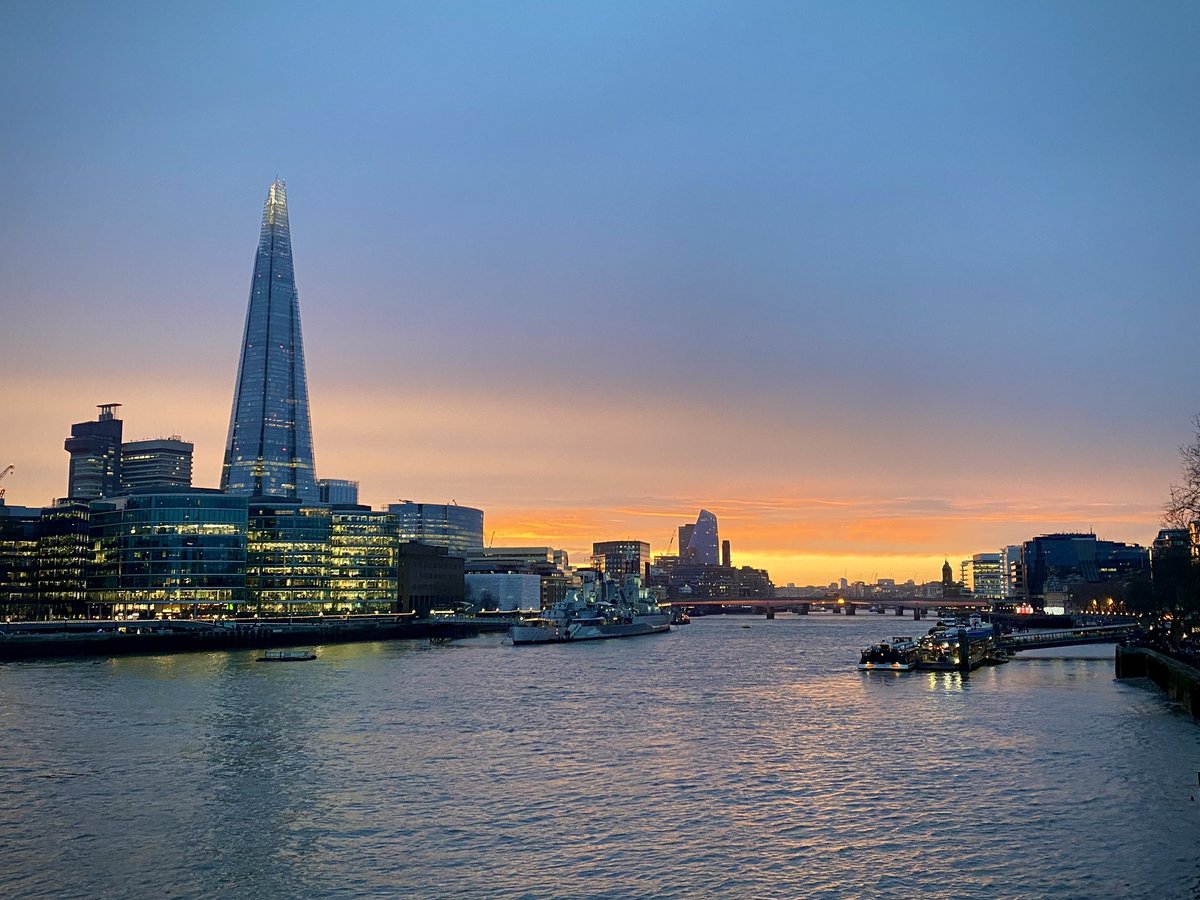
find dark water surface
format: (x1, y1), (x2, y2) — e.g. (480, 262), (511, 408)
(1, 615), (1198, 899)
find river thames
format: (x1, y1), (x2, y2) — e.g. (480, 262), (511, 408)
(1, 614), (1198, 898)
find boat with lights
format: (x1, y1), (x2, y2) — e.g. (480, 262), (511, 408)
(858, 636), (920, 671)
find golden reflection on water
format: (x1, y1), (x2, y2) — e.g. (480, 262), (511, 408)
(1, 616), (1199, 899)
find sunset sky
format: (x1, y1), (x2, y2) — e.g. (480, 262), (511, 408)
(3, 2), (1197, 585)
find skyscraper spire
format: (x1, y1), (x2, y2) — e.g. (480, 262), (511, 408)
(221, 179), (318, 501)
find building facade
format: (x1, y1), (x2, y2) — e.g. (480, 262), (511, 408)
(64, 404), (123, 500)
(221, 179), (319, 501)
(591, 540), (651, 578)
(1021, 533), (1149, 608)
(389, 502), (484, 555)
(319, 478), (359, 505)
(88, 489), (248, 614)
(398, 542), (466, 617)
(683, 509), (719, 565)
(246, 500), (332, 612)
(121, 438), (193, 492)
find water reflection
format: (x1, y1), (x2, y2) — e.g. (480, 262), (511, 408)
(0, 619), (1198, 898)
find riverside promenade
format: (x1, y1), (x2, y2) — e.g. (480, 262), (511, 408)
(0, 615), (479, 661)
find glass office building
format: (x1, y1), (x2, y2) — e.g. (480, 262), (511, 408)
(388, 502), (484, 555)
(221, 179), (319, 502)
(329, 509), (399, 612)
(89, 489), (248, 614)
(247, 500), (332, 612)
(684, 509), (720, 565)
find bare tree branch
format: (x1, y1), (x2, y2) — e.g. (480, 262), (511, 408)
(1163, 413), (1200, 529)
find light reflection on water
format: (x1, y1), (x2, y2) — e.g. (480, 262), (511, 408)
(0, 616), (1198, 898)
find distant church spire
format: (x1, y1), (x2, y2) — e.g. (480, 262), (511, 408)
(221, 179), (318, 500)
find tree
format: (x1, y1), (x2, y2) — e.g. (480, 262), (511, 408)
(1163, 414), (1200, 529)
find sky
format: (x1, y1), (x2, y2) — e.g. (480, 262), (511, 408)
(2, 1), (1198, 586)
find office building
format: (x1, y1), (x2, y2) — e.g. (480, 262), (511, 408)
(592, 540), (651, 578)
(88, 489), (248, 614)
(464, 572), (542, 612)
(247, 500), (332, 612)
(465, 546), (572, 608)
(328, 508), (399, 612)
(398, 542), (465, 617)
(962, 553), (1004, 599)
(121, 438), (193, 491)
(0, 502), (41, 616)
(389, 502), (484, 555)
(319, 478), (359, 505)
(1021, 533), (1148, 608)
(36, 501), (91, 616)
(64, 404), (123, 500)
(683, 509), (719, 565)
(221, 179), (319, 501)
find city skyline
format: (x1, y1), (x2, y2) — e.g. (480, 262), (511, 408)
(3, 4), (1196, 584)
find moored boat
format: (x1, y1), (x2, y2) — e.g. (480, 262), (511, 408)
(257, 649), (317, 662)
(509, 577), (671, 646)
(858, 636), (920, 671)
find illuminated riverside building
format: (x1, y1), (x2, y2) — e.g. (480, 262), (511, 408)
(961, 553), (1004, 599)
(0, 502), (41, 617)
(64, 404), (123, 500)
(329, 508), (400, 612)
(592, 540), (651, 578)
(121, 438), (193, 491)
(36, 501), (91, 616)
(247, 500), (332, 612)
(388, 502), (484, 555)
(88, 489), (248, 615)
(221, 179), (319, 502)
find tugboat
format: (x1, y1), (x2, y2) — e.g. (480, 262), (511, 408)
(858, 636), (920, 671)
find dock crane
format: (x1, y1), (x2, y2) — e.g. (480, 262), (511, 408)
(0, 465), (12, 500)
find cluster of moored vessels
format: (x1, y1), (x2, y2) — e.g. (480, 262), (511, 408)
(508, 576), (672, 645)
(858, 617), (1003, 672)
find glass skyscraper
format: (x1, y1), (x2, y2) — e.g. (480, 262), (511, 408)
(221, 179), (319, 501)
(685, 509), (720, 565)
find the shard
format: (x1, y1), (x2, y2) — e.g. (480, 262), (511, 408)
(221, 179), (318, 501)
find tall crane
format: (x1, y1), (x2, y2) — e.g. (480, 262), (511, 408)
(0, 465), (13, 500)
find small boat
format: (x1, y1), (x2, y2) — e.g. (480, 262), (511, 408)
(741, 624), (751, 629)
(858, 636), (920, 671)
(257, 649), (317, 662)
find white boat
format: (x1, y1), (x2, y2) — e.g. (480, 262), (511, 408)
(509, 578), (671, 646)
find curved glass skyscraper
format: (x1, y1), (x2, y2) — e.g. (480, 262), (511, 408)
(221, 179), (318, 501)
(685, 509), (720, 565)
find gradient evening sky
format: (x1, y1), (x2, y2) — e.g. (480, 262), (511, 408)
(2, 2), (1198, 585)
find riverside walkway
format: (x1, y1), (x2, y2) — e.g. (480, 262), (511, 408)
(999, 623), (1141, 653)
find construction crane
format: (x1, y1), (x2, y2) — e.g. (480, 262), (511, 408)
(0, 465), (12, 500)
(664, 531), (675, 556)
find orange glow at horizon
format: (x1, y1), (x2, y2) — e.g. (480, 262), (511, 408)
(4, 377), (1172, 587)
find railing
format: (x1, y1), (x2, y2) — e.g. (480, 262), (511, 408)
(1000, 624), (1139, 652)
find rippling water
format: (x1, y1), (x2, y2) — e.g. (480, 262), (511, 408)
(1, 615), (1198, 898)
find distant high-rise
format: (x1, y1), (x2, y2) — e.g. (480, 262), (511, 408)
(121, 438), (193, 491)
(319, 478), (359, 506)
(64, 404), (123, 500)
(221, 179), (318, 501)
(389, 502), (484, 555)
(684, 509), (719, 565)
